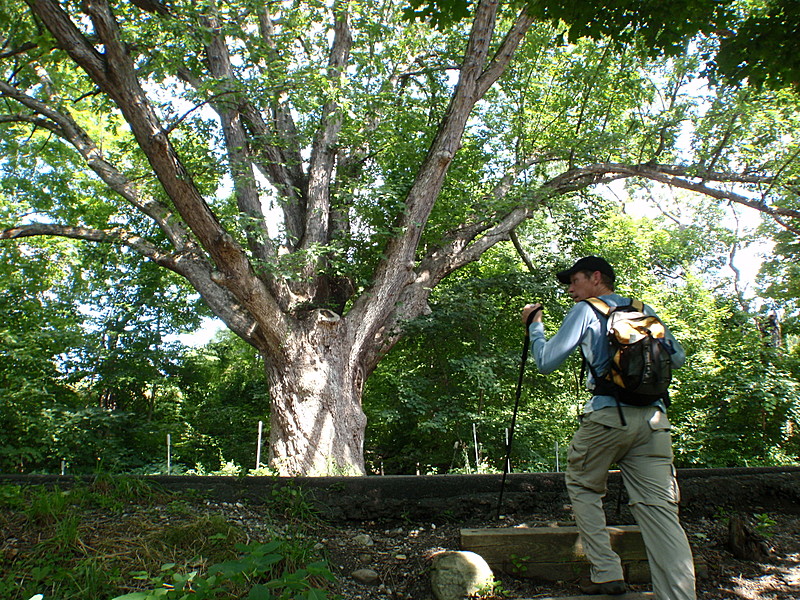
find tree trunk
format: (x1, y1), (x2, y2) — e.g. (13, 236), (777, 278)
(265, 309), (368, 475)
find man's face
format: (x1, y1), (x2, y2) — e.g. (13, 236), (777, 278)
(567, 271), (595, 302)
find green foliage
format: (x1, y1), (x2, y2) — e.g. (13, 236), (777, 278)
(364, 242), (575, 474)
(266, 483), (320, 525)
(0, 0), (798, 476)
(176, 331), (269, 472)
(669, 297), (800, 467)
(754, 512), (777, 537)
(527, 0), (727, 58)
(113, 541), (336, 600)
(405, 0), (729, 57)
(712, 0), (800, 91)
(0, 480), (336, 600)
(366, 194), (800, 472)
(0, 480), (161, 600)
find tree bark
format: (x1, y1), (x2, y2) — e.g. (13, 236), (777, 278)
(265, 310), (367, 475)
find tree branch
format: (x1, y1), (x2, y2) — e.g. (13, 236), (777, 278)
(247, 1), (308, 248)
(25, 0), (107, 78)
(570, 163), (800, 221)
(26, 0), (290, 350)
(476, 5), (536, 96)
(201, 6), (275, 266)
(304, 1), (351, 250)
(510, 228), (536, 273)
(353, 0), (535, 363)
(0, 42), (37, 60)
(1, 223), (169, 260)
(0, 222), (270, 347)
(0, 81), (189, 249)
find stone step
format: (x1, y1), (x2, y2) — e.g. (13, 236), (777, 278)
(461, 525), (651, 583)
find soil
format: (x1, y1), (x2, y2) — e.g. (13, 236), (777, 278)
(3, 472), (800, 599)
(313, 506), (800, 600)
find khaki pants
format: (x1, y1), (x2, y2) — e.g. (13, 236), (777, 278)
(566, 406), (696, 600)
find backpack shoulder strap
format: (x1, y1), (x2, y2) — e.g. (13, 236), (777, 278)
(583, 297), (611, 317)
(629, 298), (644, 312)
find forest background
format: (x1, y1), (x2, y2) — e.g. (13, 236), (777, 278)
(1, 0), (799, 476)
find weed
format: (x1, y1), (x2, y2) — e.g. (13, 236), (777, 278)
(754, 512), (777, 537)
(157, 514), (245, 563)
(112, 540), (338, 600)
(0, 484), (25, 510)
(165, 499), (193, 515)
(475, 577), (507, 599)
(67, 557), (121, 599)
(1, 481), (337, 600)
(441, 508), (457, 522)
(89, 474), (163, 508)
(48, 513), (81, 552)
(26, 487), (72, 523)
(267, 483), (319, 524)
(713, 506), (731, 524)
(327, 480), (346, 494)
(509, 553), (530, 575)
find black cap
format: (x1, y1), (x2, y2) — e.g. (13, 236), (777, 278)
(556, 256), (616, 284)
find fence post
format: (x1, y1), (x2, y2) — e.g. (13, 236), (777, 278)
(256, 420), (263, 470)
(472, 422), (480, 471)
(505, 428), (511, 473)
(555, 441), (560, 472)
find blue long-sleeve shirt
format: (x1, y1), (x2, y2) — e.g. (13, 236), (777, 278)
(528, 294), (685, 413)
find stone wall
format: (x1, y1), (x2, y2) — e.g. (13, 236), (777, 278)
(3, 466), (799, 524)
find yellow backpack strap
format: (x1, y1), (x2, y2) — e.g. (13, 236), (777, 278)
(584, 297), (610, 316)
(630, 298), (644, 311)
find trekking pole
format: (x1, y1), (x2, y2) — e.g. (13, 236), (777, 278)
(497, 306), (540, 519)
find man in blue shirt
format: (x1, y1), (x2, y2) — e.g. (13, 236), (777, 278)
(521, 256), (695, 599)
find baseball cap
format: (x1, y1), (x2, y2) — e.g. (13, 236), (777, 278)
(556, 256), (616, 284)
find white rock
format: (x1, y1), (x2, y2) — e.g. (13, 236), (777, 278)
(430, 551), (494, 600)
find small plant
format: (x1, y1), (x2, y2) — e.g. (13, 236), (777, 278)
(754, 512), (777, 537)
(248, 465), (280, 477)
(267, 483), (318, 523)
(165, 499), (193, 516)
(26, 487), (72, 523)
(508, 553), (530, 575)
(473, 577), (507, 599)
(713, 506), (731, 524)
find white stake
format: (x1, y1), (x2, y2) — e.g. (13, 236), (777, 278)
(472, 422), (480, 471)
(166, 433), (171, 475)
(505, 428), (511, 473)
(256, 420), (263, 469)
(555, 441), (560, 472)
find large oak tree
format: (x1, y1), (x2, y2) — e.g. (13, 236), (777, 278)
(2, 0), (799, 474)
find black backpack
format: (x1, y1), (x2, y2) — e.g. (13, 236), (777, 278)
(583, 297), (673, 407)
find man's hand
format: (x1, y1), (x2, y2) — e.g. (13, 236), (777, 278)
(521, 303), (543, 324)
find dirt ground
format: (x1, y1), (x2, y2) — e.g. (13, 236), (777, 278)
(317, 508), (800, 599)
(2, 472), (799, 599)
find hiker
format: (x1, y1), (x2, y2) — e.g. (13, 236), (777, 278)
(521, 256), (695, 599)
